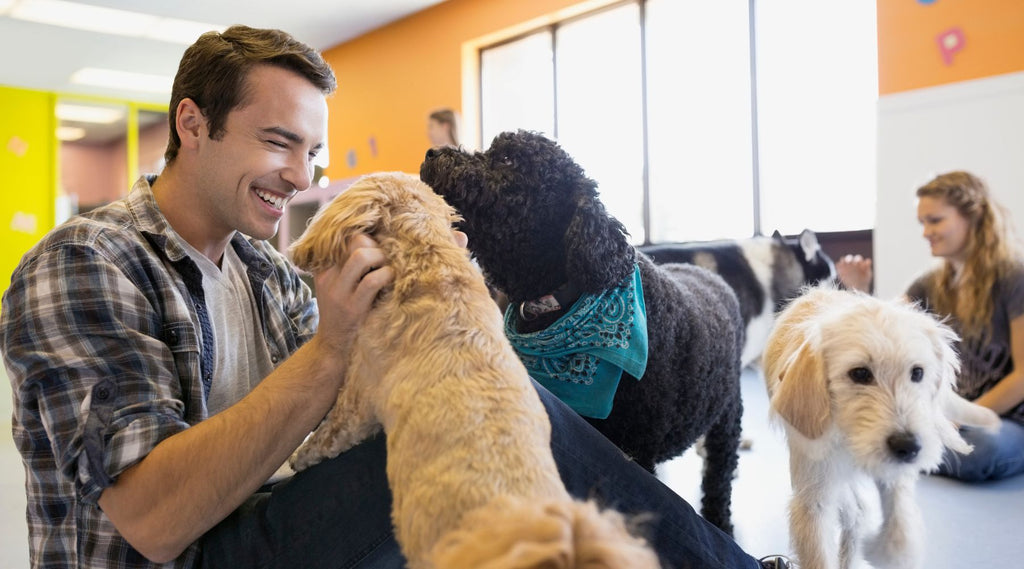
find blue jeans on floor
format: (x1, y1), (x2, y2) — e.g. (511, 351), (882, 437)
(936, 418), (1024, 482)
(199, 380), (762, 569)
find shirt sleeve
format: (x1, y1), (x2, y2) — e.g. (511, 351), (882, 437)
(1002, 263), (1024, 322)
(2, 241), (194, 506)
(904, 272), (931, 309)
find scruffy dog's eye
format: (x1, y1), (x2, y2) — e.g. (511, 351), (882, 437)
(910, 366), (924, 383)
(848, 367), (873, 385)
(501, 154), (513, 166)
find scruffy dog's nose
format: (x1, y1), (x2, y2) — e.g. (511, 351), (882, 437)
(886, 432), (921, 462)
(425, 147), (439, 160)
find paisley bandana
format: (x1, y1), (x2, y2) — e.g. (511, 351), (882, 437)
(504, 265), (648, 419)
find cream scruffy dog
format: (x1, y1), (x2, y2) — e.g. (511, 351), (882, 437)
(762, 286), (1000, 569)
(287, 172), (659, 569)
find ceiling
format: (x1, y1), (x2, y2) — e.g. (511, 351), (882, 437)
(0, 0), (445, 143)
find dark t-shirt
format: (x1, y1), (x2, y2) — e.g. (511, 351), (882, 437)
(906, 262), (1024, 423)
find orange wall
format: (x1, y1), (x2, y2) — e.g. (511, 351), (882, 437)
(877, 0), (1024, 95)
(321, 0), (590, 179)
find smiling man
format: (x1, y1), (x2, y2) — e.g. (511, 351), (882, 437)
(1, 25), (784, 569)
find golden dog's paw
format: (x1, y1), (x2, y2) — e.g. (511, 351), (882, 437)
(288, 445), (323, 473)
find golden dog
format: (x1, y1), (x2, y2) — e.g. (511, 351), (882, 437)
(763, 286), (1000, 569)
(287, 172), (659, 569)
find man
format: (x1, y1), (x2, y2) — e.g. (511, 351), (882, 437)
(1, 25), (786, 569)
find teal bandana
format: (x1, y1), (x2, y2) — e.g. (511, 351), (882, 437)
(505, 265), (648, 419)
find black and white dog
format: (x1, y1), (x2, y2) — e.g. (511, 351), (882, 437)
(640, 230), (835, 368)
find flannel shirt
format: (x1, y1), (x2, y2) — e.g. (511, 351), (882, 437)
(1, 176), (319, 569)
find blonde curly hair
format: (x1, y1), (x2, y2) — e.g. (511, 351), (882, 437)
(918, 171), (1020, 340)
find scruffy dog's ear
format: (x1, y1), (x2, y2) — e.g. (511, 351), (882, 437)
(289, 185), (386, 274)
(771, 339), (831, 439)
(564, 197), (636, 291)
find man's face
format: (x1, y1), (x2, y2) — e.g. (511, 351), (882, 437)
(195, 64), (328, 242)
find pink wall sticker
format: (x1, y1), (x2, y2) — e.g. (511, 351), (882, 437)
(937, 27), (966, 65)
(6, 135), (29, 157)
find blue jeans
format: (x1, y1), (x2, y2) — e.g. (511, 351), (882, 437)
(199, 380), (761, 569)
(935, 418), (1024, 481)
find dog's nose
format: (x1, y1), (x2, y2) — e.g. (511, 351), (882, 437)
(425, 147), (439, 160)
(887, 432), (921, 463)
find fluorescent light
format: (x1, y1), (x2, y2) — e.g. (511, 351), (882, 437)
(145, 17), (224, 45)
(56, 126), (86, 141)
(9, 0), (224, 45)
(55, 102), (124, 124)
(70, 67), (173, 94)
(11, 0), (157, 37)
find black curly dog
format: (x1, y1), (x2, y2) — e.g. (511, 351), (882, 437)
(420, 130), (744, 534)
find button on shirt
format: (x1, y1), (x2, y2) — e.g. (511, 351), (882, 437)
(0, 176), (319, 569)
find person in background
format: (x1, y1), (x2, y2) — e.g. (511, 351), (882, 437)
(427, 108), (460, 148)
(838, 170), (1024, 481)
(1, 24), (791, 569)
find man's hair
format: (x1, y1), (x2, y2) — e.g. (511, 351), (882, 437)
(164, 25), (337, 164)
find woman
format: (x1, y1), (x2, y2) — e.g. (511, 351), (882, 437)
(839, 171), (1024, 481)
(427, 108), (460, 148)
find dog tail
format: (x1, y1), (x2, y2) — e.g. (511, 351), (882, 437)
(429, 496), (661, 569)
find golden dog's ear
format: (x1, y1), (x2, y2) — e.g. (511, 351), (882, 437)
(288, 181), (386, 274)
(771, 339), (831, 439)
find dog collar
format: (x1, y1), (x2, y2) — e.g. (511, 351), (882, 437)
(519, 282), (580, 321)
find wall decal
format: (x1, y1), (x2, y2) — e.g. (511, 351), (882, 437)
(917, 0), (937, 5)
(6, 135), (28, 157)
(937, 27), (965, 65)
(10, 211), (38, 234)
(368, 136), (378, 157)
(346, 148), (357, 169)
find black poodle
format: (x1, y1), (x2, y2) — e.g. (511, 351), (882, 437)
(420, 130), (744, 534)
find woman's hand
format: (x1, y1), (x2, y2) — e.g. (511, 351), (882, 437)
(836, 254), (873, 293)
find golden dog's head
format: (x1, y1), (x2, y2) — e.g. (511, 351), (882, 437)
(763, 286), (999, 475)
(289, 172), (464, 290)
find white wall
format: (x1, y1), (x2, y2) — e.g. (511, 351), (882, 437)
(875, 71), (1024, 299)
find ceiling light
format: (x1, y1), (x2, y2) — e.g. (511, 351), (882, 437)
(11, 0), (158, 37)
(8, 0), (225, 44)
(145, 17), (224, 45)
(70, 68), (173, 94)
(56, 126), (87, 141)
(55, 102), (124, 124)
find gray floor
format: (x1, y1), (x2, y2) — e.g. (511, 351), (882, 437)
(2, 365), (1023, 568)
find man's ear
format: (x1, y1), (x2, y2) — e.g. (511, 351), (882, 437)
(174, 98), (206, 150)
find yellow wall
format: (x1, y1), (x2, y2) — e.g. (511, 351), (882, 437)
(0, 86), (55, 294)
(321, 0), (603, 180)
(877, 0), (1024, 95)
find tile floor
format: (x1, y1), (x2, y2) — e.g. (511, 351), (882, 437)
(2, 365), (1022, 568)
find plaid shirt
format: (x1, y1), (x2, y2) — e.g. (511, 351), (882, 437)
(1, 177), (318, 569)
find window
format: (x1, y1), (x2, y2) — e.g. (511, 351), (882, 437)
(480, 30), (555, 145)
(478, 0), (878, 243)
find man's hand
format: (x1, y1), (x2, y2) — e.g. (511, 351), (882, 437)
(308, 235), (394, 375)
